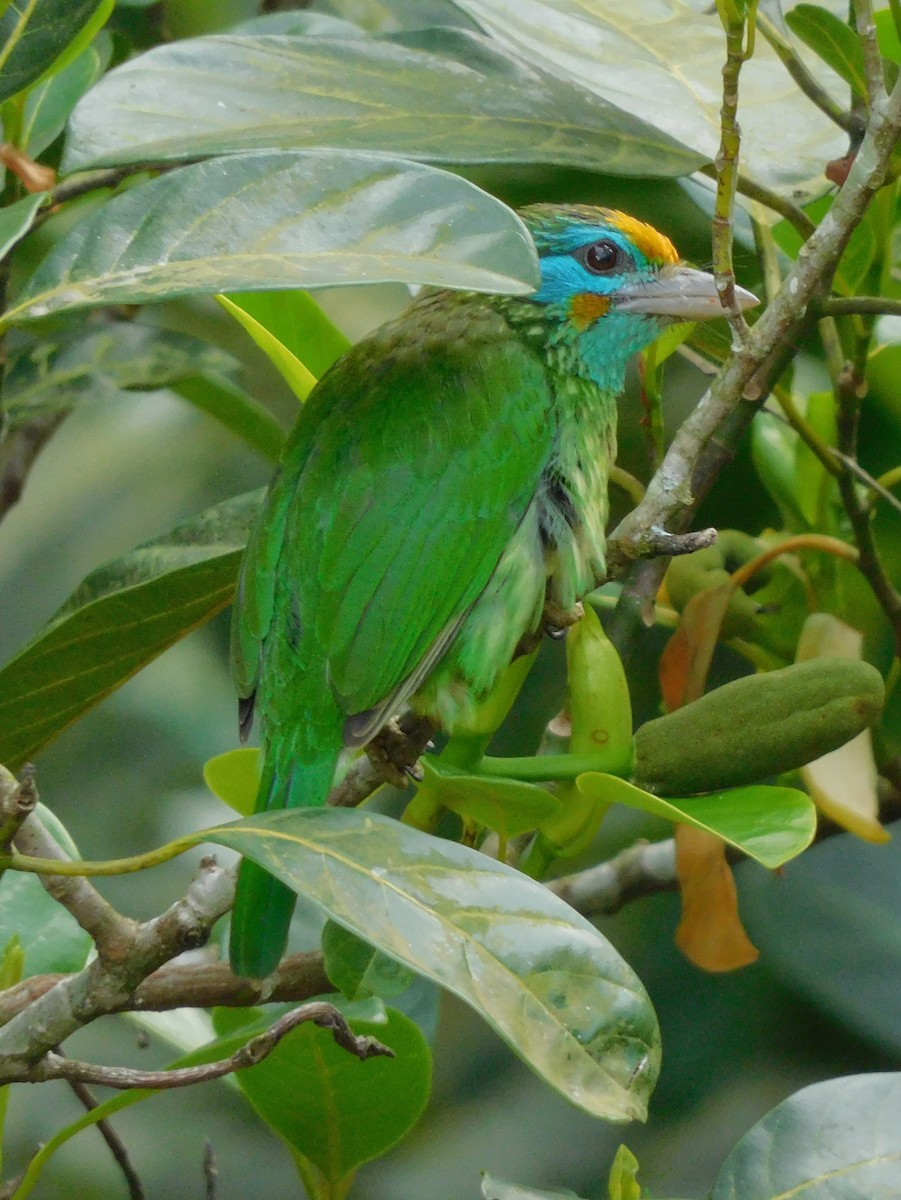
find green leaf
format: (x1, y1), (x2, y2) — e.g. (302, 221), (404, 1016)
(0, 804), (92, 975)
(740, 830), (901, 1056)
(3, 322), (239, 420)
(0, 192), (46, 260)
(21, 31), (111, 157)
(216, 295), (317, 404)
(785, 4), (869, 100)
(5, 150), (539, 325)
(221, 288), (351, 381)
(482, 1175), (582, 1200)
(456, 0), (846, 198)
(203, 747), (261, 817)
(229, 11), (363, 36)
(0, 490), (261, 769)
(751, 411), (808, 529)
(417, 757), (562, 838)
(204, 806), (661, 1122)
(711, 1073), (901, 1198)
(607, 1144), (641, 1200)
(169, 374), (286, 462)
(61, 28), (703, 177)
(219, 1005), (431, 1192)
(794, 392), (838, 528)
(322, 921), (416, 1001)
(0, 0), (110, 104)
(575, 775), (815, 869)
(0, 937), (24, 990)
(875, 7), (901, 63)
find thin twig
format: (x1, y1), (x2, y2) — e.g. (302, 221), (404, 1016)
(28, 1003), (392, 1090)
(0, 764), (36, 857)
(832, 449), (901, 518)
(728, 169), (817, 239)
(711, 0), (757, 341)
(835, 350), (901, 651)
(821, 295), (901, 317)
(757, 9), (865, 136)
(45, 166), (155, 209)
(855, 0), (888, 107)
(63, 1062), (146, 1200)
(12, 806), (137, 956)
(203, 1142), (218, 1200)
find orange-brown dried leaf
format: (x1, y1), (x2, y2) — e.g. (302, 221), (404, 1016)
(675, 825), (759, 972)
(659, 582), (733, 710)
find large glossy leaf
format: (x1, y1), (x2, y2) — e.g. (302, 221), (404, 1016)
(0, 803), (92, 975)
(205, 806), (661, 1122)
(215, 1005), (431, 1191)
(0, 490), (261, 769)
(711, 1073), (901, 1198)
(576, 775), (815, 869)
(455, 0), (846, 198)
(740, 827), (901, 1056)
(0, 0), (108, 103)
(3, 322), (238, 420)
(61, 29), (703, 177)
(4, 150), (539, 325)
(20, 31), (111, 157)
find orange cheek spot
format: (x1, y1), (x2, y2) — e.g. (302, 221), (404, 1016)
(570, 292), (611, 329)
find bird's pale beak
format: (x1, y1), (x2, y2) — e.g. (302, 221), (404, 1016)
(613, 264), (759, 321)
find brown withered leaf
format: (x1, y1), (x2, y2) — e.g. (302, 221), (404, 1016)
(675, 826), (759, 973)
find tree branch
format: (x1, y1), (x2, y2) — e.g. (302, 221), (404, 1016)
(606, 73), (901, 585)
(0, 951), (333, 1025)
(820, 295), (901, 317)
(63, 1061), (147, 1200)
(27, 1003), (392, 1090)
(757, 9), (865, 137)
(0, 855), (233, 1081)
(0, 763), (36, 859)
(328, 711), (436, 807)
(12, 804), (136, 954)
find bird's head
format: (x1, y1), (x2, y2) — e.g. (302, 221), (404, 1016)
(519, 204), (757, 391)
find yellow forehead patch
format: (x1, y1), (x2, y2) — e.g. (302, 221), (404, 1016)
(570, 292), (611, 330)
(609, 211), (679, 265)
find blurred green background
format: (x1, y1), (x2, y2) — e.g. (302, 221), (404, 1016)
(2, 273), (898, 1199)
(2, 0), (900, 1196)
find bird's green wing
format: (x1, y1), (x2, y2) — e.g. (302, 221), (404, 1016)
(253, 294), (556, 733)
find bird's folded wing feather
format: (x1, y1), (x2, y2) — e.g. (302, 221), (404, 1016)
(233, 297), (556, 725)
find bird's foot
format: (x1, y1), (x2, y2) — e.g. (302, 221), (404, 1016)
(543, 599), (585, 639)
(365, 716), (433, 789)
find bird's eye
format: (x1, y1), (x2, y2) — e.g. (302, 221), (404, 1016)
(580, 239), (621, 274)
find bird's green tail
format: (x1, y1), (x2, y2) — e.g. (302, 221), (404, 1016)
(229, 723), (341, 979)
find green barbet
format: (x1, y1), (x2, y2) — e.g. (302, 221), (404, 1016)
(229, 204), (757, 977)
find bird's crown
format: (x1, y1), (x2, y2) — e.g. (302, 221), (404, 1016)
(521, 204), (680, 270)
